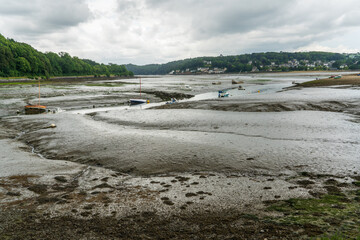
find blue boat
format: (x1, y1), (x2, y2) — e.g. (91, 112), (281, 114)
(130, 99), (149, 105)
(218, 89), (229, 98)
(129, 77), (149, 105)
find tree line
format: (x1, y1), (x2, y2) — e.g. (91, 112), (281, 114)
(126, 52), (360, 75)
(0, 33), (133, 78)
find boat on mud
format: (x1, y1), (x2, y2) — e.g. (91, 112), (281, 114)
(24, 80), (47, 114)
(24, 104), (47, 114)
(218, 90), (229, 98)
(129, 99), (150, 105)
(130, 77), (149, 105)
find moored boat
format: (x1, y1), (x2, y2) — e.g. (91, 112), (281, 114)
(129, 77), (150, 106)
(218, 90), (229, 98)
(129, 99), (149, 105)
(24, 80), (47, 114)
(24, 104), (47, 114)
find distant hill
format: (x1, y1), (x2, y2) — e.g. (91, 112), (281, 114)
(0, 33), (133, 78)
(126, 52), (360, 75)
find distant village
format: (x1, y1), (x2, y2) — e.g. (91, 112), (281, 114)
(169, 54), (360, 75)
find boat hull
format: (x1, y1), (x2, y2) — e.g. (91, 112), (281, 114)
(24, 105), (47, 114)
(129, 99), (149, 105)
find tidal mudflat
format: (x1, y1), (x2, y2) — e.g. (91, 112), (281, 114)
(1, 73), (359, 239)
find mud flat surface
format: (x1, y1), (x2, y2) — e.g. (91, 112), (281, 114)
(1, 73), (360, 239)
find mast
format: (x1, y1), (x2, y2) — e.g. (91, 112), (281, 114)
(38, 79), (41, 105)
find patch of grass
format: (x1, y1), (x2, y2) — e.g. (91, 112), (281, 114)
(352, 181), (360, 187)
(0, 81), (54, 86)
(300, 75), (360, 87)
(267, 193), (360, 239)
(317, 232), (360, 240)
(8, 175), (39, 186)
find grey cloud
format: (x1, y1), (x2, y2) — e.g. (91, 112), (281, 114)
(117, 0), (138, 13)
(0, 1), (36, 15)
(0, 0), (91, 35)
(2, 0), (360, 65)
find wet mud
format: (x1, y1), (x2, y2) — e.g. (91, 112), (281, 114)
(1, 73), (360, 239)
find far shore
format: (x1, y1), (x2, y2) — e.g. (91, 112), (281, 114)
(0, 75), (134, 84)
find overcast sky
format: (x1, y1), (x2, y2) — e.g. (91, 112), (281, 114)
(1, 0), (360, 65)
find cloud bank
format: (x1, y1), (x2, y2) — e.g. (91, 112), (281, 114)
(0, 0), (360, 64)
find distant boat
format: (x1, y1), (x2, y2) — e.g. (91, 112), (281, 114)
(218, 89), (229, 98)
(130, 77), (149, 105)
(24, 79), (47, 114)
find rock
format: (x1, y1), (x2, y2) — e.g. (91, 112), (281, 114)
(92, 183), (113, 189)
(296, 180), (315, 187)
(54, 176), (67, 183)
(163, 200), (174, 205)
(28, 184), (48, 194)
(37, 196), (60, 204)
(185, 192), (197, 197)
(6, 191), (21, 197)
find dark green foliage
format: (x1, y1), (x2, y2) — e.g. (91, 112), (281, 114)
(0, 33), (132, 77)
(127, 51), (360, 75)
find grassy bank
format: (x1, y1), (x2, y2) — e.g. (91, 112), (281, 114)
(300, 74), (360, 87)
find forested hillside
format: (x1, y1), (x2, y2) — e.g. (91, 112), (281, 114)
(127, 52), (360, 75)
(0, 34), (133, 78)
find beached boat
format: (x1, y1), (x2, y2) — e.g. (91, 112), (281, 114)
(24, 80), (47, 114)
(129, 99), (149, 105)
(24, 104), (47, 114)
(218, 90), (229, 98)
(129, 77), (149, 105)
(166, 98), (178, 104)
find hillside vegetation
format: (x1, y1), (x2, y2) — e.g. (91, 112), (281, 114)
(0, 34), (133, 78)
(127, 52), (360, 75)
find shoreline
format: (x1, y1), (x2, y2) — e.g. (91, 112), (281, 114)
(0, 75), (134, 84)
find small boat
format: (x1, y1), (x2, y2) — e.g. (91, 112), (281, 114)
(130, 77), (149, 106)
(218, 90), (229, 98)
(129, 99), (149, 105)
(232, 80), (244, 84)
(238, 85), (245, 90)
(166, 98), (178, 104)
(24, 80), (46, 114)
(24, 104), (47, 114)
